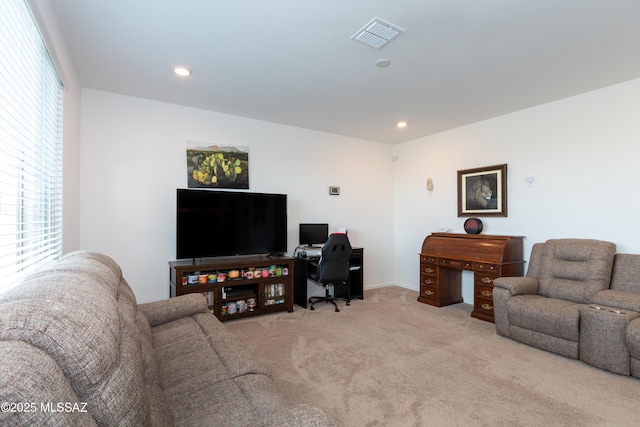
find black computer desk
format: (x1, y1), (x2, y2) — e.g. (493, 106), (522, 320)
(293, 247), (363, 308)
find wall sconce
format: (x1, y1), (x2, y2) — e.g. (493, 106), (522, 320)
(426, 178), (434, 191)
(525, 176), (535, 188)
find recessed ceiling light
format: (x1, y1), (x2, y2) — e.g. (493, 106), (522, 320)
(397, 121), (407, 128)
(174, 66), (192, 77)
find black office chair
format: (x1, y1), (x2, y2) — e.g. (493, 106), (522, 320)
(308, 232), (352, 312)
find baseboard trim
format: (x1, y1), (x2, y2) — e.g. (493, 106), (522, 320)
(364, 283), (418, 292)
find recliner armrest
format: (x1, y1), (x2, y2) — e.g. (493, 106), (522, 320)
(493, 276), (539, 296)
(138, 293), (209, 327)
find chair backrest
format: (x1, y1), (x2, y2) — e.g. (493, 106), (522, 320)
(525, 242), (545, 278)
(536, 238), (616, 303)
(610, 253), (640, 293)
(317, 233), (352, 284)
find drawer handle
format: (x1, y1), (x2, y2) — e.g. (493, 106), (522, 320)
(488, 265), (496, 270)
(481, 277), (493, 284)
(440, 259), (447, 264)
(425, 290), (434, 296)
(480, 290), (492, 297)
(424, 279), (433, 285)
(481, 303), (494, 311)
(424, 268), (434, 274)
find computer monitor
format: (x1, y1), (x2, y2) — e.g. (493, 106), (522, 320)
(299, 223), (329, 246)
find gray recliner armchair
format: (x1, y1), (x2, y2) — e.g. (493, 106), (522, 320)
(493, 238), (616, 359)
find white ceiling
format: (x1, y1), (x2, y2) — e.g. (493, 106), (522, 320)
(49, 0), (640, 144)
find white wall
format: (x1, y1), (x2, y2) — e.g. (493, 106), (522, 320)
(41, 0), (640, 306)
(80, 90), (395, 303)
(393, 77), (640, 303)
(81, 78), (640, 305)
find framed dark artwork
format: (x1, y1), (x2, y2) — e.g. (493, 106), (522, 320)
(457, 164), (507, 217)
(186, 141), (249, 189)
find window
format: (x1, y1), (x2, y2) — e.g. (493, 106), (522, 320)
(0, 0), (63, 291)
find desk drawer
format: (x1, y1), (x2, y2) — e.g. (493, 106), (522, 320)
(474, 296), (495, 317)
(420, 283), (438, 300)
(475, 273), (497, 287)
(421, 275), (437, 286)
(421, 255), (437, 263)
(439, 258), (463, 269)
(475, 284), (494, 300)
(474, 262), (499, 273)
(421, 265), (437, 276)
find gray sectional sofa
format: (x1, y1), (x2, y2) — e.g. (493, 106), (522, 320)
(493, 238), (640, 378)
(0, 251), (337, 426)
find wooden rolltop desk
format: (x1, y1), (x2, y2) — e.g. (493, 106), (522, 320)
(419, 233), (524, 322)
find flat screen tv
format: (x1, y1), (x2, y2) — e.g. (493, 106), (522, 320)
(299, 223), (329, 246)
(176, 189), (287, 259)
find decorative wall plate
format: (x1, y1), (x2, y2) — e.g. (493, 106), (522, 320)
(464, 218), (483, 234)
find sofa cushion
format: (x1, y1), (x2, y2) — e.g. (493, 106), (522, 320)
(234, 373), (292, 417)
(507, 294), (583, 341)
(590, 289), (640, 312)
(151, 309), (285, 426)
(245, 404), (340, 427)
(193, 313), (269, 378)
(153, 316), (234, 394)
(610, 253), (640, 293)
(509, 325), (579, 359)
(170, 378), (260, 427)
(151, 315), (278, 427)
(538, 239), (615, 303)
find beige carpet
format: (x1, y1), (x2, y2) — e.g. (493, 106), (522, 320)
(225, 286), (640, 426)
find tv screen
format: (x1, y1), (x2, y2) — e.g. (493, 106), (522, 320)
(176, 189), (287, 259)
(299, 223), (329, 246)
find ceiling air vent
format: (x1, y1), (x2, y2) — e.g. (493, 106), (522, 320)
(351, 17), (405, 49)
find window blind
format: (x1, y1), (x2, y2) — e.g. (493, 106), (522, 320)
(0, 0), (63, 291)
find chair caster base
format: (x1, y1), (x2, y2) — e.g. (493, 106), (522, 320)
(308, 290), (349, 313)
